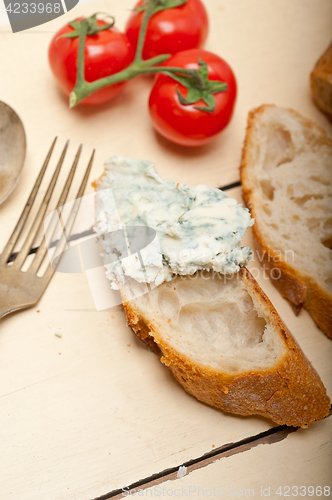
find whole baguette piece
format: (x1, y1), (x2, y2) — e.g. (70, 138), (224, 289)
(311, 42), (332, 120)
(122, 268), (330, 427)
(240, 105), (332, 338)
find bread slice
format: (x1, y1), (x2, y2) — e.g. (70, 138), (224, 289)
(311, 42), (332, 120)
(240, 105), (332, 338)
(122, 268), (330, 427)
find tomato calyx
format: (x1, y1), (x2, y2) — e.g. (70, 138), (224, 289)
(133, 0), (187, 16)
(165, 58), (228, 112)
(57, 13), (115, 41)
(148, 50), (237, 146)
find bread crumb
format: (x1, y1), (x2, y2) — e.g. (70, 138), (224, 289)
(127, 344), (131, 347)
(212, 444), (215, 448)
(167, 318), (171, 323)
(36, 310), (40, 313)
(59, 353), (61, 355)
(177, 466), (187, 478)
(55, 331), (62, 338)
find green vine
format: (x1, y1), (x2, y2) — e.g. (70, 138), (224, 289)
(68, 0), (227, 111)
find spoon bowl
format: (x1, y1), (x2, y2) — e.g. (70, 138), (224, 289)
(0, 101), (26, 205)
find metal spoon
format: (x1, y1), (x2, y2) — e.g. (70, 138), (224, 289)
(0, 101), (26, 205)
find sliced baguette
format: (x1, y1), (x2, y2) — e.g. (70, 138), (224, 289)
(240, 105), (332, 338)
(122, 268), (330, 427)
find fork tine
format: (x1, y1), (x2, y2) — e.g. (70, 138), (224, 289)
(43, 149), (95, 280)
(13, 141), (69, 269)
(0, 138), (57, 264)
(55, 148), (95, 249)
(31, 144), (83, 273)
(54, 148), (95, 250)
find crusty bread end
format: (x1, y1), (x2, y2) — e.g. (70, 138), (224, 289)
(240, 104), (332, 338)
(311, 42), (332, 121)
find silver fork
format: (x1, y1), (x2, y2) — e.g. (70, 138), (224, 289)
(0, 139), (95, 319)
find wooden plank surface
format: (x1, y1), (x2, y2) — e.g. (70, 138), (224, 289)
(0, 1), (331, 499)
(125, 415), (332, 499)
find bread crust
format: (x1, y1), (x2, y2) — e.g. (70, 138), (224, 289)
(240, 104), (332, 339)
(123, 268), (330, 427)
(310, 42), (332, 121)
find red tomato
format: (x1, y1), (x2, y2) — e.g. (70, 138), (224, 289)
(125, 0), (208, 60)
(48, 20), (134, 105)
(148, 49), (237, 146)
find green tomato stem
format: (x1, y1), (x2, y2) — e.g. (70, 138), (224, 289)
(70, 64), (205, 107)
(133, 0), (157, 63)
(75, 19), (88, 87)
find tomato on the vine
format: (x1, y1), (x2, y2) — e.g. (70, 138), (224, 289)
(148, 49), (237, 147)
(48, 19), (134, 105)
(125, 0), (209, 60)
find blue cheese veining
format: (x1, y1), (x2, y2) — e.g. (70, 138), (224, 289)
(94, 156), (254, 288)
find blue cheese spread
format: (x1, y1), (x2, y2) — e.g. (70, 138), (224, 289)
(94, 156), (254, 287)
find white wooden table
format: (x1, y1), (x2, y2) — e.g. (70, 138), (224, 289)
(0, 1), (331, 499)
